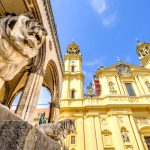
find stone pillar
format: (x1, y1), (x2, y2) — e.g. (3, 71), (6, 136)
(50, 101), (60, 123)
(84, 117), (97, 150)
(129, 115), (145, 150)
(77, 118), (85, 150)
(94, 116), (104, 150)
(0, 78), (4, 90)
(138, 75), (147, 94)
(135, 76), (144, 95)
(109, 115), (124, 150)
(16, 47), (46, 123)
(16, 68), (44, 123)
(116, 76), (124, 94)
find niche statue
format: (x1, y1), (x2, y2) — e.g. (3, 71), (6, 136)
(0, 13), (47, 89)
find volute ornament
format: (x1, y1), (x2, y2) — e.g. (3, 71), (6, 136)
(0, 13), (47, 88)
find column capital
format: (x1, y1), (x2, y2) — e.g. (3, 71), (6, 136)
(51, 101), (60, 109)
(30, 65), (45, 77)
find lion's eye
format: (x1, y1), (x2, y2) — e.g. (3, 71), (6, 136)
(9, 20), (17, 29)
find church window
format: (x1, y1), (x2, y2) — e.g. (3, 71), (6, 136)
(71, 66), (75, 72)
(10, 90), (23, 112)
(144, 137), (150, 150)
(125, 83), (136, 96)
(71, 135), (76, 144)
(102, 130), (113, 147)
(71, 90), (75, 98)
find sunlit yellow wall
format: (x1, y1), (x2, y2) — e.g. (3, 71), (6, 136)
(62, 54), (84, 100)
(61, 43), (150, 150)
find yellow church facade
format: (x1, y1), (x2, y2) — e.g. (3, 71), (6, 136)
(60, 41), (150, 150)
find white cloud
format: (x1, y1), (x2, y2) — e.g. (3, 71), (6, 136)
(102, 14), (117, 26)
(91, 0), (106, 14)
(90, 0), (118, 27)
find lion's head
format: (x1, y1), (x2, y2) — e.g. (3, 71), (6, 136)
(0, 13), (47, 58)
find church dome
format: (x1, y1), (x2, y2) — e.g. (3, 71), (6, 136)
(66, 41), (80, 54)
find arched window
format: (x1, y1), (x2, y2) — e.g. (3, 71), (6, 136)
(71, 66), (75, 72)
(71, 90), (75, 99)
(37, 86), (51, 109)
(34, 86), (52, 125)
(102, 130), (113, 147)
(10, 90), (23, 112)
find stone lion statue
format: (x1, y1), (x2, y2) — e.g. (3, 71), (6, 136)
(36, 119), (76, 149)
(0, 13), (47, 88)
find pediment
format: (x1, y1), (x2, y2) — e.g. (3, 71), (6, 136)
(96, 62), (150, 76)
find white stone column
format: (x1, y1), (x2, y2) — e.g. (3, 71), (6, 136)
(77, 118), (85, 150)
(116, 76), (124, 94)
(135, 76), (144, 95)
(94, 116), (104, 150)
(109, 115), (124, 150)
(129, 115), (145, 150)
(84, 116), (97, 150)
(138, 76), (147, 94)
(16, 71), (44, 123)
(0, 78), (4, 90)
(16, 47), (46, 123)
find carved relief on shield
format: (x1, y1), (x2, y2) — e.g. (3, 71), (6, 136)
(116, 64), (131, 77)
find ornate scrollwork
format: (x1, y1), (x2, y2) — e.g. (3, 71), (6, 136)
(116, 64), (131, 77)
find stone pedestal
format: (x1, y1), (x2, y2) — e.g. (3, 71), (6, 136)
(0, 104), (61, 150)
(0, 121), (60, 150)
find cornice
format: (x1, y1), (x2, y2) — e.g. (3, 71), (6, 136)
(64, 54), (82, 61)
(41, 0), (64, 74)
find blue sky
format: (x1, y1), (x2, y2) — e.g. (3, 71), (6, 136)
(11, 0), (150, 108)
(51, 0), (150, 92)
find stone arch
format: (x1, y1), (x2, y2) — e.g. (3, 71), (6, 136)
(43, 59), (60, 99)
(101, 129), (113, 147)
(10, 89), (23, 112)
(139, 126), (150, 150)
(43, 59), (60, 122)
(139, 125), (150, 133)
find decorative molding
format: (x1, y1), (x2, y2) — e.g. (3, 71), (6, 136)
(51, 101), (60, 109)
(116, 64), (131, 77)
(42, 0), (63, 74)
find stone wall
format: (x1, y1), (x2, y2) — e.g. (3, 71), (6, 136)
(0, 104), (60, 150)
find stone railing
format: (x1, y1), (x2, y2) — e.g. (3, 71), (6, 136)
(61, 95), (150, 108)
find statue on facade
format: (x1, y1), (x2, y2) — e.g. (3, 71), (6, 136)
(122, 130), (130, 143)
(37, 119), (76, 149)
(108, 81), (117, 93)
(0, 13), (47, 89)
(145, 81), (150, 91)
(39, 112), (46, 125)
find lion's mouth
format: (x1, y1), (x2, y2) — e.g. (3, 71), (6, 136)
(27, 31), (43, 48)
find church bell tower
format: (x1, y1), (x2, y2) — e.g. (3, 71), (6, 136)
(62, 41), (84, 100)
(136, 41), (150, 68)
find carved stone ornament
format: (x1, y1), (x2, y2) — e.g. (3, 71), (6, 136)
(51, 101), (60, 108)
(0, 13), (47, 86)
(116, 64), (131, 76)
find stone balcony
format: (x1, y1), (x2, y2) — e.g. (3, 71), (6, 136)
(61, 95), (150, 109)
